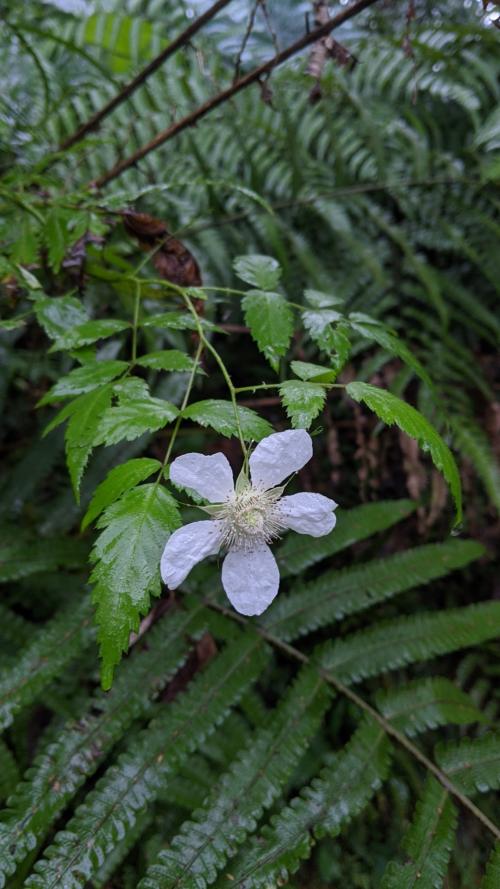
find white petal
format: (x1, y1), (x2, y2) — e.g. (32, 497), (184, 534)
(279, 492), (337, 537)
(161, 520), (222, 589)
(170, 452), (234, 503)
(249, 429), (313, 490)
(222, 545), (280, 616)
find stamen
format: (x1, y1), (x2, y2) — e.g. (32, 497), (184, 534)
(213, 486), (286, 550)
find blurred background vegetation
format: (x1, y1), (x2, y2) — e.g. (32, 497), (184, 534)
(0, 1), (499, 887)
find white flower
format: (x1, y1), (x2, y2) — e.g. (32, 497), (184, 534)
(160, 429), (337, 616)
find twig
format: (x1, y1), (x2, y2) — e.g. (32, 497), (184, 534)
(233, 0), (260, 83)
(93, 0), (382, 188)
(205, 598), (500, 841)
(58, 0), (234, 153)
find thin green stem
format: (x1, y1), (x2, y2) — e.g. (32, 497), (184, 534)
(161, 339), (204, 473)
(182, 292), (248, 459)
(131, 279), (141, 363)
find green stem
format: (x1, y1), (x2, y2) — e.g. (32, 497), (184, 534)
(182, 292), (248, 459)
(131, 279), (141, 363)
(162, 339), (204, 472)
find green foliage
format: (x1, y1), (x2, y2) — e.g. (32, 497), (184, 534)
(279, 380), (326, 430)
(482, 844), (500, 889)
(221, 718), (392, 887)
(90, 483), (181, 689)
(320, 601), (500, 684)
(346, 382), (462, 524)
(0, 606), (205, 885)
(277, 499), (416, 576)
(82, 457), (161, 529)
(265, 539), (484, 641)
(380, 776), (457, 889)
(182, 400), (273, 441)
(376, 678), (484, 736)
(0, 5), (498, 887)
(139, 666), (330, 889)
(0, 598), (94, 731)
(242, 290), (294, 372)
(24, 632), (268, 889)
(436, 733), (500, 796)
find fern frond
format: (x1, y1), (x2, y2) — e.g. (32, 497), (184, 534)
(277, 499), (416, 577)
(0, 741), (19, 804)
(265, 540), (484, 641)
(319, 601), (500, 684)
(376, 677), (484, 736)
(138, 665), (331, 889)
(25, 631), (268, 889)
(219, 718), (391, 888)
(436, 733), (500, 796)
(0, 606), (206, 886)
(482, 843), (500, 889)
(0, 604), (35, 656)
(380, 776), (457, 889)
(0, 597), (94, 732)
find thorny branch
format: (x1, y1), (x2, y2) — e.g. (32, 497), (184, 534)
(58, 0), (234, 153)
(92, 0), (382, 188)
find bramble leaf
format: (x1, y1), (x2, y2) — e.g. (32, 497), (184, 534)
(346, 382), (462, 523)
(279, 380), (326, 429)
(95, 395), (178, 446)
(242, 289), (293, 371)
(38, 360), (128, 404)
(91, 484), (181, 689)
(82, 457), (162, 529)
(182, 399), (273, 441)
(137, 349), (196, 372)
(234, 254), (281, 290)
(50, 318), (130, 351)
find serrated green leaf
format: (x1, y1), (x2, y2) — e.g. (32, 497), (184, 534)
(279, 380), (326, 429)
(436, 732), (500, 795)
(182, 399), (273, 441)
(10, 216), (40, 265)
(0, 315), (28, 331)
(33, 294), (88, 339)
(377, 678), (484, 736)
(290, 360), (337, 382)
(277, 499), (416, 576)
(348, 313), (433, 389)
(38, 360), (128, 405)
(16, 264), (42, 289)
(380, 776), (457, 889)
(234, 254), (281, 290)
(95, 395), (178, 446)
(304, 289), (344, 308)
(346, 382), (462, 524)
(242, 289), (293, 371)
(44, 208), (69, 272)
(64, 385), (114, 498)
(50, 318), (130, 351)
(82, 457), (161, 530)
(91, 484), (181, 689)
(137, 349), (196, 372)
(302, 309), (351, 368)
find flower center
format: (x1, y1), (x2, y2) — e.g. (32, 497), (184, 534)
(214, 485), (285, 550)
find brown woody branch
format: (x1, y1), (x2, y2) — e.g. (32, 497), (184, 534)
(59, 0), (234, 153)
(93, 0), (381, 189)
